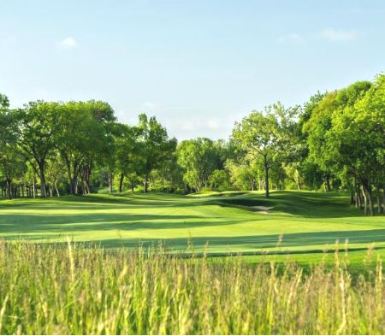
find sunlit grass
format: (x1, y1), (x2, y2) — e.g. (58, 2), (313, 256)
(1, 191), (385, 263)
(0, 241), (384, 334)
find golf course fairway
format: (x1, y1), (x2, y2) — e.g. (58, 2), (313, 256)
(1, 191), (384, 265)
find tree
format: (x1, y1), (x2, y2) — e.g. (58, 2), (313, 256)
(56, 101), (108, 194)
(225, 158), (258, 190)
(232, 104), (287, 197)
(113, 123), (141, 193)
(177, 138), (223, 192)
(304, 81), (375, 214)
(137, 114), (175, 192)
(208, 169), (230, 191)
(0, 96), (26, 198)
(0, 93), (9, 112)
(18, 101), (60, 197)
(45, 155), (66, 197)
(88, 100), (116, 193)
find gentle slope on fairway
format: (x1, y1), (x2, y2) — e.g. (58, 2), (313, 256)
(0, 191), (384, 263)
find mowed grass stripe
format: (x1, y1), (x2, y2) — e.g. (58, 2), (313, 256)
(1, 191), (385, 262)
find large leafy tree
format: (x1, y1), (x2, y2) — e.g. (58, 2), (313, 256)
(232, 103), (289, 197)
(137, 114), (176, 192)
(56, 101), (109, 194)
(304, 81), (374, 213)
(18, 101), (61, 197)
(0, 94), (25, 198)
(85, 100), (116, 194)
(113, 123), (141, 192)
(177, 138), (224, 192)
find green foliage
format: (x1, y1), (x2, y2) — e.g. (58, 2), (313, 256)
(208, 169), (230, 191)
(177, 138), (225, 191)
(225, 158), (258, 190)
(137, 114), (176, 192)
(0, 72), (385, 212)
(232, 102), (298, 197)
(303, 79), (385, 214)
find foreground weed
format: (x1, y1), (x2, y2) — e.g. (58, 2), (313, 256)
(0, 241), (384, 334)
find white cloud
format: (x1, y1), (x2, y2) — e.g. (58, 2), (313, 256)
(320, 28), (358, 42)
(207, 119), (220, 130)
(58, 36), (78, 49)
(277, 33), (305, 44)
(173, 117), (227, 134)
(142, 101), (157, 110)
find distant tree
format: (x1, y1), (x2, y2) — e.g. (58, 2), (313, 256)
(0, 96), (25, 198)
(18, 101), (60, 197)
(113, 123), (142, 193)
(0, 93), (9, 112)
(177, 138), (223, 192)
(208, 169), (230, 191)
(45, 155), (66, 197)
(225, 158), (258, 191)
(232, 103), (291, 197)
(55, 101), (110, 194)
(137, 114), (176, 192)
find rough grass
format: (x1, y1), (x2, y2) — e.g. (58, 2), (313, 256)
(1, 191), (385, 264)
(0, 242), (384, 334)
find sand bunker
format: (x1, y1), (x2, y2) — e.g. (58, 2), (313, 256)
(251, 206), (274, 214)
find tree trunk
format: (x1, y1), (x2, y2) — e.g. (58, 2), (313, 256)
(108, 172), (113, 193)
(361, 185), (368, 215)
(33, 177), (37, 198)
(325, 175), (331, 192)
(382, 186), (385, 214)
(377, 194), (382, 214)
(6, 179), (12, 199)
(367, 190), (374, 216)
(38, 161), (47, 198)
(71, 176), (78, 195)
(263, 156), (269, 198)
(361, 183), (373, 216)
(377, 186), (382, 214)
(119, 173), (124, 193)
(54, 182), (60, 197)
(84, 164), (91, 194)
(354, 191), (359, 208)
(350, 191), (354, 205)
(144, 173), (149, 193)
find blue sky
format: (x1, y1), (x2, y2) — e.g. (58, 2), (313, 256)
(1, 0), (384, 139)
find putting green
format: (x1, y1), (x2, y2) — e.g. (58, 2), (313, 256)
(0, 191), (384, 263)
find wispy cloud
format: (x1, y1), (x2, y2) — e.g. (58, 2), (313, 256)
(175, 117), (224, 132)
(57, 36), (78, 49)
(320, 28), (359, 42)
(277, 33), (305, 45)
(141, 101), (157, 110)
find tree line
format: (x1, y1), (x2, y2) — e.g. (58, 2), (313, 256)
(1, 73), (385, 215)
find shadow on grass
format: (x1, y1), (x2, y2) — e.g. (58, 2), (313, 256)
(5, 228), (385, 252)
(0, 191), (365, 219)
(0, 212), (253, 234)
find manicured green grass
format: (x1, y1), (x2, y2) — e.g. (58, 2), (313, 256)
(0, 191), (384, 264)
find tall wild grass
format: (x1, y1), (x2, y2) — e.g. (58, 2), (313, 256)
(0, 241), (384, 334)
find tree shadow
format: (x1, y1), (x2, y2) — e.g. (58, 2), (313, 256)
(6, 228), (384, 254)
(93, 228), (385, 250)
(0, 212), (250, 234)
